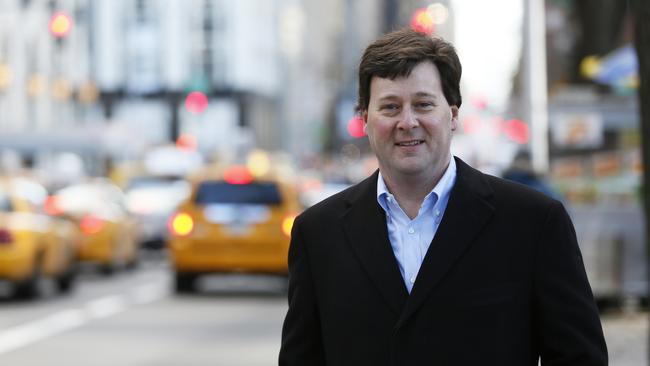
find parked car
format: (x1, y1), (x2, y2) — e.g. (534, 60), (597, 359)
(0, 177), (80, 299)
(168, 165), (301, 293)
(50, 179), (139, 274)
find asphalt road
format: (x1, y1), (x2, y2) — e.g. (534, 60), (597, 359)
(0, 257), (287, 366)
(0, 255), (646, 366)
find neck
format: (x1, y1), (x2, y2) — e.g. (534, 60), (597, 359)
(381, 157), (450, 219)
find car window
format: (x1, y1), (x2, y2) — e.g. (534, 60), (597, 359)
(195, 181), (282, 205)
(0, 190), (13, 212)
(126, 176), (185, 191)
(56, 183), (127, 219)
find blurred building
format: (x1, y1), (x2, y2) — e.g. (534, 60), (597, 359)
(0, 0), (289, 171)
(94, 0), (284, 160)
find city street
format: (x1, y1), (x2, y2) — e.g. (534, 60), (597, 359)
(0, 257), (287, 366)
(0, 255), (646, 366)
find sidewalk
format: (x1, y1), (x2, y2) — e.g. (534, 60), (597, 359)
(602, 311), (647, 366)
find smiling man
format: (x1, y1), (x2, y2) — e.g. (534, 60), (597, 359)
(279, 28), (607, 366)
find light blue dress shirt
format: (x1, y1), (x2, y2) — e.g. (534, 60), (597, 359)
(376, 157), (457, 293)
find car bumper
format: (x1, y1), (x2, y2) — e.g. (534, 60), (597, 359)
(170, 238), (288, 274)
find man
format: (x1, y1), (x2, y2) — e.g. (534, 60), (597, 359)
(279, 28), (607, 365)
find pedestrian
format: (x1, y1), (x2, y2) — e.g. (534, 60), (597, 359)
(502, 150), (562, 200)
(279, 28), (607, 365)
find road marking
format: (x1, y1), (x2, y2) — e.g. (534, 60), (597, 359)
(131, 283), (167, 305)
(86, 295), (128, 319)
(0, 309), (85, 355)
(0, 282), (168, 356)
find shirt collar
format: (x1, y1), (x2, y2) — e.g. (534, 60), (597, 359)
(376, 156), (457, 212)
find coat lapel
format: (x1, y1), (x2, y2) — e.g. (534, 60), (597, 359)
(341, 171), (409, 315)
(396, 158), (495, 329)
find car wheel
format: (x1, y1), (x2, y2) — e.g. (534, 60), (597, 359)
(174, 272), (197, 294)
(14, 254), (44, 300)
(125, 254), (139, 271)
(56, 258), (78, 294)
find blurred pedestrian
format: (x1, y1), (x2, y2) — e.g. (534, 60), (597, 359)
(502, 150), (562, 200)
(279, 28), (607, 365)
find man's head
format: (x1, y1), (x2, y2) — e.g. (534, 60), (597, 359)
(358, 28), (463, 184)
(357, 28), (462, 113)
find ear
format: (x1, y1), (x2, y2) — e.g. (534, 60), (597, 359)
(362, 110), (368, 131)
(450, 106), (459, 131)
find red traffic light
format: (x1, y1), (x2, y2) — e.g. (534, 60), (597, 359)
(410, 8), (435, 35)
(185, 91), (209, 114)
(49, 12), (73, 38)
(502, 119), (529, 144)
(347, 115), (366, 138)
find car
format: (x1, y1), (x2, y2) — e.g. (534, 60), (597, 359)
(0, 177), (80, 299)
(124, 175), (191, 250)
(168, 165), (301, 293)
(50, 179), (139, 274)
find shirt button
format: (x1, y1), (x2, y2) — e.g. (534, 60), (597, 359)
(410, 277), (416, 283)
(408, 227), (415, 234)
(435, 210), (441, 217)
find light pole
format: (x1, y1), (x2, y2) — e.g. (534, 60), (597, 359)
(523, 0), (549, 173)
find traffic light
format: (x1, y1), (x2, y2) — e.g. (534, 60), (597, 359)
(410, 8), (435, 34)
(347, 115), (366, 138)
(49, 12), (72, 38)
(502, 119), (529, 144)
(184, 91), (209, 114)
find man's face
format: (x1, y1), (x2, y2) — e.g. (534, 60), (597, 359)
(363, 61), (459, 182)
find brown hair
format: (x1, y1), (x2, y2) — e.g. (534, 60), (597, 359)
(357, 28), (462, 112)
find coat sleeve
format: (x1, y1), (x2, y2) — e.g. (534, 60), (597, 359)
(278, 217), (326, 366)
(535, 200), (608, 365)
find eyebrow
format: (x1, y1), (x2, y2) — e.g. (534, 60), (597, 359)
(413, 92), (437, 99)
(377, 92), (438, 101)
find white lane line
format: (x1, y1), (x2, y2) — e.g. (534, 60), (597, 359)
(0, 281), (169, 356)
(0, 309), (86, 355)
(130, 283), (167, 305)
(85, 295), (128, 319)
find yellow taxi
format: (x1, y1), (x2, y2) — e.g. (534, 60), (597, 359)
(168, 164), (301, 293)
(49, 180), (139, 274)
(0, 177), (80, 299)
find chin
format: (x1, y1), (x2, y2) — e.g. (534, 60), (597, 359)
(394, 162), (428, 176)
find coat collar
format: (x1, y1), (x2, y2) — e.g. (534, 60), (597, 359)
(341, 157), (495, 324)
(341, 170), (409, 315)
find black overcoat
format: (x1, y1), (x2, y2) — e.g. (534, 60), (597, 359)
(279, 157), (607, 365)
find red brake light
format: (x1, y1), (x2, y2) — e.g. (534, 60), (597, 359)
(168, 212), (194, 236)
(80, 215), (104, 235)
(0, 229), (13, 245)
(223, 165), (253, 185)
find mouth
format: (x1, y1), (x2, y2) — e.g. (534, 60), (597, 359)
(395, 140), (424, 147)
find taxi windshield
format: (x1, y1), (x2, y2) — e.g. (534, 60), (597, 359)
(0, 190), (12, 212)
(195, 181), (282, 205)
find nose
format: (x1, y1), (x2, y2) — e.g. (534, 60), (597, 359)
(396, 107), (419, 130)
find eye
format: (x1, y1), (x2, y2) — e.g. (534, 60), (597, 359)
(415, 101), (435, 109)
(380, 103), (399, 111)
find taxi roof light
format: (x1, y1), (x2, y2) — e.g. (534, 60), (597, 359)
(80, 215), (104, 235)
(223, 165), (253, 185)
(44, 195), (64, 216)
